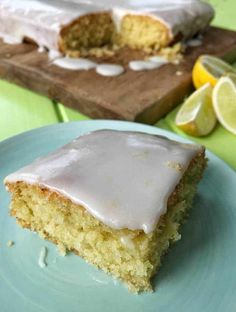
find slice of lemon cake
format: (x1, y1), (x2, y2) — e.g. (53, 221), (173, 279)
(0, 0), (214, 57)
(4, 130), (206, 292)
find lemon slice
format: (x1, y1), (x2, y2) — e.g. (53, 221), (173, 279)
(192, 55), (236, 89)
(225, 72), (236, 84)
(176, 83), (217, 136)
(212, 77), (236, 135)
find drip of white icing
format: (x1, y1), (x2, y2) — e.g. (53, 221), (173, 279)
(186, 38), (203, 47)
(148, 55), (168, 64)
(38, 46), (46, 53)
(129, 60), (163, 71)
(52, 57), (124, 76)
(4, 130), (202, 234)
(51, 55), (168, 74)
(53, 57), (97, 70)
(96, 64), (124, 76)
(50, 55), (168, 75)
(0, 32), (22, 44)
(48, 50), (63, 60)
(38, 246), (47, 268)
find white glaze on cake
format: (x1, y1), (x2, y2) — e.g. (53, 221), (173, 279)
(4, 130), (202, 234)
(0, 0), (214, 56)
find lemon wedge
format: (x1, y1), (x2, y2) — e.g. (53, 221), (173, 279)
(212, 77), (236, 135)
(176, 83), (217, 136)
(192, 55), (236, 89)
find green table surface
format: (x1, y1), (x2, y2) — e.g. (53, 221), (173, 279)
(0, 0), (236, 169)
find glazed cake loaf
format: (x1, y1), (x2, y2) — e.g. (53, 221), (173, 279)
(0, 0), (214, 56)
(4, 130), (207, 292)
(0, 0), (114, 57)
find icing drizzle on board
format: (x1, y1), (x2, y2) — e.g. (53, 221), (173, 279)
(53, 57), (97, 70)
(4, 130), (202, 234)
(51, 56), (169, 75)
(52, 57), (125, 76)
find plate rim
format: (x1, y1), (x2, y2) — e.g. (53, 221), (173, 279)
(1, 119), (236, 312)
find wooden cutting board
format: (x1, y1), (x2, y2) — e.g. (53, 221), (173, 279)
(0, 26), (236, 124)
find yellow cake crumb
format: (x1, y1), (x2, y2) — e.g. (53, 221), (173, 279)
(59, 13), (115, 57)
(57, 243), (67, 257)
(7, 240), (14, 247)
(166, 161), (184, 172)
(58, 12), (185, 60)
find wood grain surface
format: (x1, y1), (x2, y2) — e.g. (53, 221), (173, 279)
(0, 27), (236, 124)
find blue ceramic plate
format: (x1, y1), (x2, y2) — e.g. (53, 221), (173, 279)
(0, 120), (236, 312)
